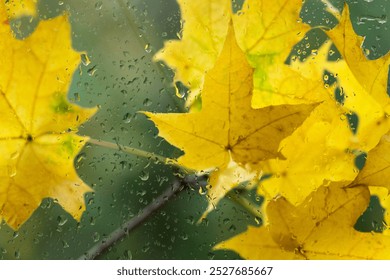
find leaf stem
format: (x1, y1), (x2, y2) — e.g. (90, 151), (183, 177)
(78, 179), (183, 260)
(88, 138), (189, 171)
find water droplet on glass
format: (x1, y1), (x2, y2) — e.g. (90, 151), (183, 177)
(123, 250), (133, 260)
(357, 15), (387, 25)
(81, 53), (91, 66)
(62, 240), (69, 248)
(122, 113), (132, 123)
(143, 98), (152, 106)
(95, 1), (103, 10)
(139, 171), (149, 181)
(73, 92), (80, 101)
(8, 165), (17, 178)
(87, 65), (97, 76)
(144, 43), (152, 53)
(142, 245), (150, 253)
(14, 250), (20, 259)
(179, 233), (188, 240)
(57, 215), (68, 226)
(174, 81), (187, 98)
(92, 232), (100, 242)
(10, 152), (19, 160)
(198, 186), (207, 195)
(228, 225), (237, 232)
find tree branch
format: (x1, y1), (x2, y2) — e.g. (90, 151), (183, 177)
(78, 179), (183, 260)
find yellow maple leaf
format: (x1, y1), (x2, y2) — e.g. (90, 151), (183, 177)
(4, 0), (37, 19)
(0, 13), (96, 229)
(154, 0), (231, 104)
(326, 4), (390, 109)
(146, 24), (314, 212)
(156, 0), (328, 108)
(354, 135), (390, 189)
(257, 101), (357, 205)
(306, 5), (390, 151)
(233, 0), (328, 108)
(216, 184), (390, 259)
(258, 6), (390, 205)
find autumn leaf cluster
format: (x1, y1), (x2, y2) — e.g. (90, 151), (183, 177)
(147, 0), (390, 259)
(1, 0), (390, 260)
(0, 1), (95, 229)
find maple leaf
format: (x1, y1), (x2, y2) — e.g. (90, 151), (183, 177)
(354, 135), (390, 189)
(154, 0), (231, 105)
(257, 101), (357, 205)
(258, 5), (390, 205)
(326, 4), (390, 110)
(0, 13), (96, 229)
(305, 5), (390, 150)
(233, 0), (328, 108)
(146, 23), (314, 212)
(216, 184), (390, 259)
(156, 0), (328, 108)
(4, 0), (37, 19)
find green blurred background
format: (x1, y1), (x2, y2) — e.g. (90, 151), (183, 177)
(0, 0), (388, 259)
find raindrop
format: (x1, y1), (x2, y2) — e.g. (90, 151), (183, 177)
(8, 165), (17, 178)
(179, 233), (189, 240)
(142, 245), (150, 253)
(123, 250), (133, 260)
(174, 81), (187, 98)
(143, 98), (152, 107)
(357, 15), (387, 25)
(228, 225), (237, 232)
(10, 152), (19, 160)
(92, 232), (100, 242)
(95, 1), (103, 10)
(14, 250), (20, 259)
(122, 113), (132, 123)
(139, 171), (149, 181)
(57, 215), (68, 226)
(73, 92), (80, 101)
(144, 43), (152, 53)
(87, 65), (97, 76)
(81, 53), (91, 66)
(198, 185), (207, 195)
(62, 240), (69, 248)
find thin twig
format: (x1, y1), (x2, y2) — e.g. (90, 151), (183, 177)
(89, 137), (263, 218)
(78, 179), (183, 260)
(88, 138), (192, 172)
